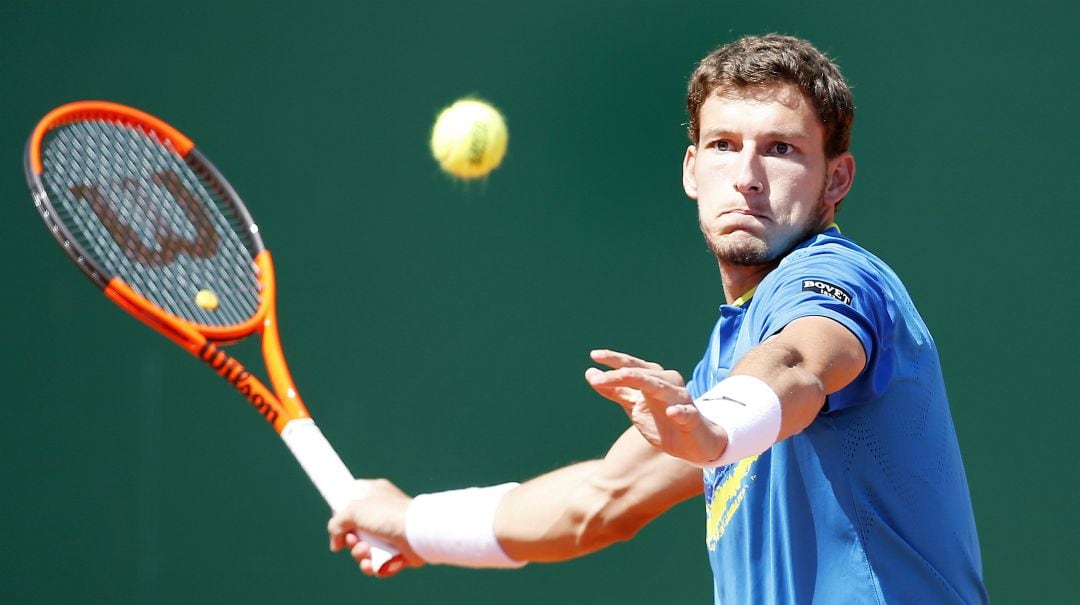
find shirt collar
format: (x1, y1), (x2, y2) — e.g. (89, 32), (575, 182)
(731, 286), (757, 308)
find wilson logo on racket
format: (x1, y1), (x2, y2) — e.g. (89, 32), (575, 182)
(198, 341), (279, 425)
(69, 170), (220, 267)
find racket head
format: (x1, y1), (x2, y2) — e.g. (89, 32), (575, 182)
(25, 101), (269, 341)
(22, 104), (401, 571)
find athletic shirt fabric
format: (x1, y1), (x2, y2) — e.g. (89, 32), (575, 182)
(688, 227), (987, 604)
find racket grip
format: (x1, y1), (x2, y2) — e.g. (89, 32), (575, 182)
(280, 418), (403, 576)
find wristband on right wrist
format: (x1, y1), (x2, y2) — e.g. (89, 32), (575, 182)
(405, 482), (526, 569)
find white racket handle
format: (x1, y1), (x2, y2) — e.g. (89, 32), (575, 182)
(280, 418), (401, 575)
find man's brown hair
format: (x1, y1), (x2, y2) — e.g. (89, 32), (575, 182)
(687, 34), (854, 158)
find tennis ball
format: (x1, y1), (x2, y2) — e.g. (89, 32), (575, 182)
(430, 98), (508, 179)
(195, 289), (219, 311)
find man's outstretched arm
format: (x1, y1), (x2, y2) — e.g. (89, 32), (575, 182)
(328, 425), (702, 576)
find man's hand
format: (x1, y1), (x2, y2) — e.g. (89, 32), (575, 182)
(585, 349), (727, 465)
(328, 478), (424, 577)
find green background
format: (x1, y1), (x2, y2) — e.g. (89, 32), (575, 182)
(2, 1), (1076, 602)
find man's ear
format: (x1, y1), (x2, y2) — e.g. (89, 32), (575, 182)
(683, 145), (699, 200)
(823, 152), (855, 207)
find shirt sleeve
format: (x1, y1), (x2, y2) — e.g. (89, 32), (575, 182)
(747, 244), (896, 412)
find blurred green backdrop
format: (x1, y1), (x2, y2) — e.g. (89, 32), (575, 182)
(2, 1), (1076, 602)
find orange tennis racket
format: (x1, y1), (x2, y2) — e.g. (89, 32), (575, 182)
(25, 101), (401, 575)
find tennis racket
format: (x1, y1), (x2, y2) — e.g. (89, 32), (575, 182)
(24, 100), (401, 575)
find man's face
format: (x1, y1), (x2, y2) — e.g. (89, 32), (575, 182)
(683, 84), (850, 266)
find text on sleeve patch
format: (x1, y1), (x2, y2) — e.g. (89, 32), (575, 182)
(801, 280), (852, 305)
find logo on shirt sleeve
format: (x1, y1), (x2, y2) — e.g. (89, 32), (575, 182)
(802, 280), (853, 305)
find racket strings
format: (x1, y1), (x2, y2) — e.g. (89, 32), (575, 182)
(40, 120), (262, 327)
(186, 158), (262, 258)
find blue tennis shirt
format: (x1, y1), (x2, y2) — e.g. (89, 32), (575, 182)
(688, 227), (986, 604)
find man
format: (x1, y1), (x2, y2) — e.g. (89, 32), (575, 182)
(328, 34), (987, 603)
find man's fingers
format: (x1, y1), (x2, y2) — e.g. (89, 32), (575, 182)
(590, 350), (685, 386)
(328, 515), (357, 552)
(594, 384), (646, 409)
(330, 534), (345, 552)
(665, 403), (700, 426)
(586, 368), (646, 409)
(351, 536), (409, 578)
(350, 538), (372, 562)
(590, 349), (663, 371)
(588, 367), (690, 403)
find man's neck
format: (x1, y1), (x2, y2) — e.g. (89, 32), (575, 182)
(719, 260), (778, 305)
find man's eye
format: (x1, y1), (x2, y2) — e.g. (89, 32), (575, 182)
(713, 140), (732, 151)
(773, 142), (792, 155)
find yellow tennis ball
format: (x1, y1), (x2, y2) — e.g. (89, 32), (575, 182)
(195, 289), (219, 311)
(430, 98), (508, 179)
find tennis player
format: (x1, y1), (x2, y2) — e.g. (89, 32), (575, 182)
(329, 34), (987, 603)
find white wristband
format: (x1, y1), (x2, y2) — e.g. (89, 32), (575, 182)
(405, 482), (526, 568)
(693, 375), (782, 469)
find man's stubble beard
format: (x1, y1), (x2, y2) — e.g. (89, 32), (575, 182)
(701, 189), (829, 267)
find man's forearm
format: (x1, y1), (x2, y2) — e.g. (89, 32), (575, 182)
(494, 430), (703, 562)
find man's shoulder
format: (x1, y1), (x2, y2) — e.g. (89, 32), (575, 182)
(787, 230), (877, 263)
(748, 231), (905, 321)
(771, 232), (887, 287)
